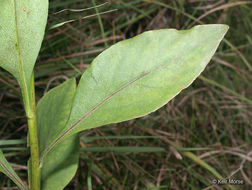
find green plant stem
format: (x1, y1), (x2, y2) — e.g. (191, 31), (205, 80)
(13, 0), (40, 186)
(27, 72), (40, 190)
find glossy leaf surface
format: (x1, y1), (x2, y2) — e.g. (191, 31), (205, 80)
(37, 79), (79, 190)
(43, 24), (228, 157)
(0, 149), (28, 190)
(0, 0), (48, 107)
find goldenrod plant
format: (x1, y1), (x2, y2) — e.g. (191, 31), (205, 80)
(0, 1), (228, 190)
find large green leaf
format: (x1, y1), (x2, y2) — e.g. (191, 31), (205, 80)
(0, 0), (48, 109)
(37, 79), (79, 190)
(0, 149), (28, 190)
(42, 24), (228, 158)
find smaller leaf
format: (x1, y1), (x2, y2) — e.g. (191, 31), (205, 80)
(0, 149), (28, 190)
(37, 79), (79, 190)
(40, 135), (79, 190)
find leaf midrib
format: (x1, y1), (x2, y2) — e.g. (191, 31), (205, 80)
(13, 0), (32, 117)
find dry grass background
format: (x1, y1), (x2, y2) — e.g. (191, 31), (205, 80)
(0, 0), (252, 189)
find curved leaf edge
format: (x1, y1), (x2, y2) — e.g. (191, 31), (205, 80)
(41, 24), (229, 161)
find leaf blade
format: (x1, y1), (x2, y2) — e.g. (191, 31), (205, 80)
(44, 24), (228, 157)
(71, 25), (228, 132)
(37, 79), (79, 190)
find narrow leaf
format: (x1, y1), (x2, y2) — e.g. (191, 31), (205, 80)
(81, 146), (166, 153)
(37, 79), (79, 190)
(43, 24), (228, 157)
(0, 149), (28, 190)
(0, 0), (48, 109)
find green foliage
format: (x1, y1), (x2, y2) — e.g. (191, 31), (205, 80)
(37, 79), (79, 190)
(0, 0), (48, 111)
(0, 149), (28, 190)
(41, 25), (228, 160)
(0, 1), (229, 189)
